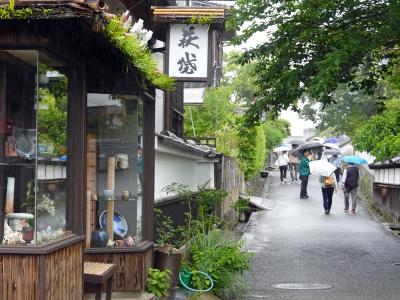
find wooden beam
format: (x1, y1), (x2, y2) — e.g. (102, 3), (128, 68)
(153, 12), (224, 16)
(153, 8), (225, 13)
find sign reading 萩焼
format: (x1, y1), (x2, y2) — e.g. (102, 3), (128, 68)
(168, 24), (209, 80)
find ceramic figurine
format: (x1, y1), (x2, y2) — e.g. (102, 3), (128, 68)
(115, 240), (125, 247)
(40, 230), (49, 242)
(3, 232), (23, 245)
(121, 191), (129, 201)
(3, 220), (12, 235)
(91, 229), (109, 247)
(124, 235), (136, 247)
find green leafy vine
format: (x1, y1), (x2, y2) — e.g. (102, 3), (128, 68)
(0, 1), (32, 19)
(0, 0), (53, 19)
(104, 18), (175, 91)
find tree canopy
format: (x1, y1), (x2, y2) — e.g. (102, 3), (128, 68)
(230, 0), (400, 118)
(352, 99), (400, 161)
(263, 118), (291, 152)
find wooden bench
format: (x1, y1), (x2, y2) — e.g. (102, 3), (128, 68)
(84, 262), (118, 300)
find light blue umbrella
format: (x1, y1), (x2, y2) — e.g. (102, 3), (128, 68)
(325, 137), (338, 143)
(341, 155), (368, 164)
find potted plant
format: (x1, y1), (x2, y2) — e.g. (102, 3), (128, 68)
(232, 197), (251, 222)
(154, 208), (185, 288)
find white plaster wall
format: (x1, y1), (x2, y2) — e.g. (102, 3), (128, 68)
(196, 161), (215, 189)
(155, 151), (198, 199)
(154, 151), (216, 200)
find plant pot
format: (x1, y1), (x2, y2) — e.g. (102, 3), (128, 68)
(239, 212), (247, 222)
(155, 247), (183, 288)
(59, 145), (67, 155)
(22, 226), (34, 243)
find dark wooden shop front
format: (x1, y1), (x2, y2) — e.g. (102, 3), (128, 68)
(0, 9), (155, 300)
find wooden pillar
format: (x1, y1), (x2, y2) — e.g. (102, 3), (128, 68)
(0, 60), (6, 240)
(142, 92), (155, 241)
(106, 157), (115, 243)
(67, 57), (86, 236)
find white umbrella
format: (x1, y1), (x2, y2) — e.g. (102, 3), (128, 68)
(273, 145), (292, 152)
(323, 142), (340, 150)
(309, 160), (336, 176)
(322, 149), (341, 156)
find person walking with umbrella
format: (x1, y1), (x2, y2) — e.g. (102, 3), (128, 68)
(299, 150), (312, 199)
(309, 159), (338, 214)
(277, 151), (289, 183)
(319, 172), (338, 214)
(341, 162), (360, 213)
(330, 154), (342, 183)
(288, 150), (300, 181)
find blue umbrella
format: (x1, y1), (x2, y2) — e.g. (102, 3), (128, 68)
(325, 137), (338, 144)
(341, 155), (368, 164)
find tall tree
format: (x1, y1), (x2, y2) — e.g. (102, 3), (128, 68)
(230, 0), (400, 118)
(184, 85), (237, 137)
(223, 52), (260, 105)
(299, 84), (383, 136)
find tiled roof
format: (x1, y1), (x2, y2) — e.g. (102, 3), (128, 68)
(157, 131), (220, 159)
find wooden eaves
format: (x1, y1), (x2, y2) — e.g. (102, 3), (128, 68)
(151, 5), (228, 24)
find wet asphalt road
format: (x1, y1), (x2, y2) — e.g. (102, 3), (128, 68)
(243, 170), (400, 300)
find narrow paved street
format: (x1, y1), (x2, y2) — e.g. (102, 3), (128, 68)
(244, 170), (400, 300)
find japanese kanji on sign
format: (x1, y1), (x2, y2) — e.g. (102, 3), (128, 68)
(168, 24), (209, 80)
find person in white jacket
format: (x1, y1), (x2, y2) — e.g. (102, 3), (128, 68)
(277, 151), (289, 183)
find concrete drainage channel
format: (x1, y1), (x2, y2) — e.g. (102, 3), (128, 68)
(247, 283), (333, 298)
(271, 283), (333, 290)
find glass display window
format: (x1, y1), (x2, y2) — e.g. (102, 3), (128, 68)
(0, 50), (70, 246)
(86, 93), (143, 248)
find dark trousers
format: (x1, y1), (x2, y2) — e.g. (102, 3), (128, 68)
(322, 187), (334, 211)
(279, 166), (288, 181)
(334, 168), (340, 183)
(300, 175), (309, 197)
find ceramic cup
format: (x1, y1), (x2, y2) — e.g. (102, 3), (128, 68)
(122, 191), (129, 201)
(115, 154), (129, 169)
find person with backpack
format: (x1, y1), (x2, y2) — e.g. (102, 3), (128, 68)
(341, 163), (360, 213)
(319, 173), (338, 214)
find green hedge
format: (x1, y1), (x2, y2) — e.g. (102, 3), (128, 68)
(237, 120), (266, 180)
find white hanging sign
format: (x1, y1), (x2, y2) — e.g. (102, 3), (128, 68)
(168, 24), (209, 80)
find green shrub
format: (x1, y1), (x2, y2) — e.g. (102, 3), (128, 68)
(232, 197), (250, 214)
(238, 120), (266, 180)
(186, 229), (253, 299)
(197, 186), (228, 213)
(146, 268), (171, 297)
